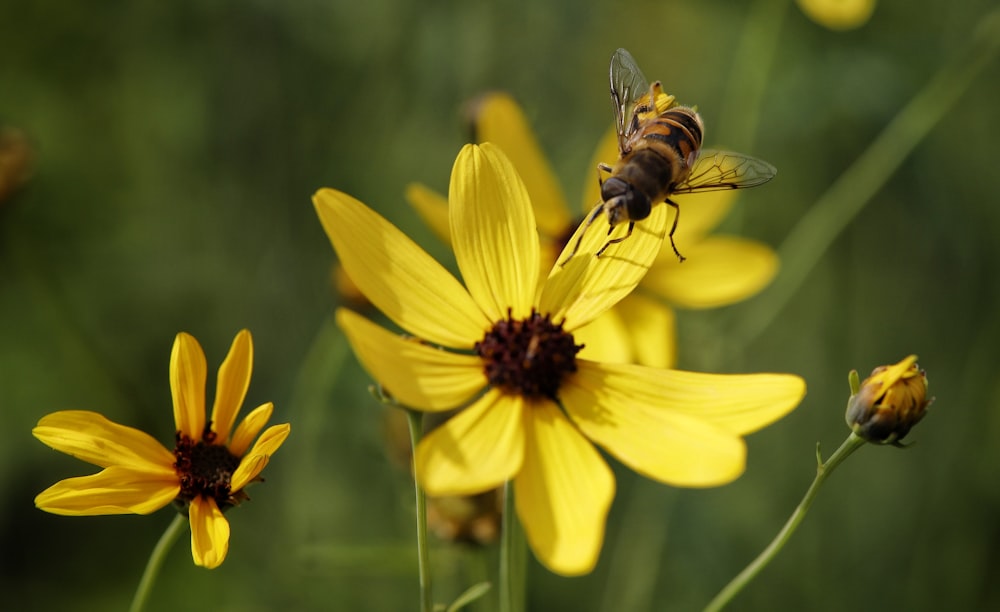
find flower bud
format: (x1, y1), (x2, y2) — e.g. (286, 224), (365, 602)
(0, 126), (33, 203)
(846, 355), (931, 444)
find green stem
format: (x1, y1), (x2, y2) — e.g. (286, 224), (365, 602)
(734, 10), (1000, 347)
(498, 480), (524, 612)
(703, 433), (867, 612)
(717, 0), (790, 153)
(405, 409), (434, 612)
(129, 513), (187, 612)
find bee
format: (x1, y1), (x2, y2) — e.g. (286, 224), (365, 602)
(562, 48), (777, 265)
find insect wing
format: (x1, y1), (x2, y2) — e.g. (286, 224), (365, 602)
(609, 48), (650, 153)
(674, 149), (777, 194)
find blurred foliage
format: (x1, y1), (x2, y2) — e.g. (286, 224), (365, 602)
(2, 0), (999, 610)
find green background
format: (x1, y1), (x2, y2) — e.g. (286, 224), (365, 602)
(3, 0), (998, 610)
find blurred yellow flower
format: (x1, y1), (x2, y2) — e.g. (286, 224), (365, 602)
(408, 93), (777, 368)
(33, 330), (291, 569)
(314, 143), (806, 576)
(0, 125), (33, 203)
(796, 0), (875, 30)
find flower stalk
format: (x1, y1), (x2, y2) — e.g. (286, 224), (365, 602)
(405, 407), (434, 612)
(703, 432), (867, 612)
(129, 514), (188, 612)
(499, 480), (525, 612)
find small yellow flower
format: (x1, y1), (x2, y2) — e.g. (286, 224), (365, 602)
(796, 0), (876, 30)
(408, 93), (777, 368)
(846, 355), (931, 444)
(33, 330), (291, 569)
(314, 143), (806, 575)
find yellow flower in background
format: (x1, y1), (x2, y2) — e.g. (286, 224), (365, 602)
(315, 143), (806, 576)
(796, 0), (875, 30)
(408, 93), (777, 368)
(33, 330), (291, 569)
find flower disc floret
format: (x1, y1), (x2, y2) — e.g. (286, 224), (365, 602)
(476, 308), (583, 400)
(173, 430), (243, 508)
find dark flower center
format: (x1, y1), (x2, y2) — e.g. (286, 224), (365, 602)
(173, 425), (243, 510)
(475, 309), (583, 400)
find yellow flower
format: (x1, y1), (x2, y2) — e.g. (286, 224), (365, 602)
(846, 355), (931, 444)
(408, 93), (777, 368)
(33, 330), (291, 569)
(796, 0), (875, 30)
(314, 143), (806, 576)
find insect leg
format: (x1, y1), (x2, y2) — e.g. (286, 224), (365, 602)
(559, 202), (606, 266)
(664, 198), (686, 262)
(596, 221), (635, 257)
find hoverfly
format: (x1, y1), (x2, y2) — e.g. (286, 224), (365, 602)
(562, 48), (777, 265)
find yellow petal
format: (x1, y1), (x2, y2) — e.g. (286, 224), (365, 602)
(573, 360), (805, 436)
(230, 423), (291, 491)
(643, 236), (778, 309)
(35, 466), (179, 515)
(514, 401), (614, 576)
(541, 202), (668, 330)
(189, 496), (230, 569)
(171, 332), (207, 439)
(565, 363), (748, 486)
(337, 308), (487, 412)
(414, 388), (524, 496)
(229, 402), (273, 457)
(406, 183), (452, 244)
(574, 309), (634, 365)
(210, 329), (253, 442)
(313, 188), (488, 349)
(33, 410), (176, 473)
(449, 143), (539, 320)
(616, 293), (677, 368)
(471, 93), (572, 237)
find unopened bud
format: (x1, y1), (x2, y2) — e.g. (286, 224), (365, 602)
(846, 355), (931, 444)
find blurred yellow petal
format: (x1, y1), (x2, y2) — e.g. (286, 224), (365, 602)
(574, 308), (633, 365)
(566, 362), (747, 486)
(210, 329), (252, 442)
(449, 143), (539, 320)
(579, 128), (619, 214)
(616, 293), (677, 368)
(471, 92), (572, 237)
(667, 189), (737, 248)
(514, 401), (614, 576)
(415, 389), (524, 496)
(33, 410), (175, 473)
(229, 402), (273, 457)
(171, 332), (207, 439)
(406, 183), (451, 244)
(34, 466), (179, 515)
(574, 360), (805, 436)
(313, 188), (488, 349)
(643, 236), (778, 309)
(541, 202), (668, 331)
(231, 423), (291, 490)
(337, 308), (486, 412)
(190, 497), (230, 569)
(796, 0), (875, 30)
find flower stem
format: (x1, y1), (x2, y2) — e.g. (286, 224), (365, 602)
(405, 409), (434, 612)
(703, 433), (867, 612)
(129, 513), (187, 612)
(499, 480), (525, 612)
(733, 9), (1000, 347)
